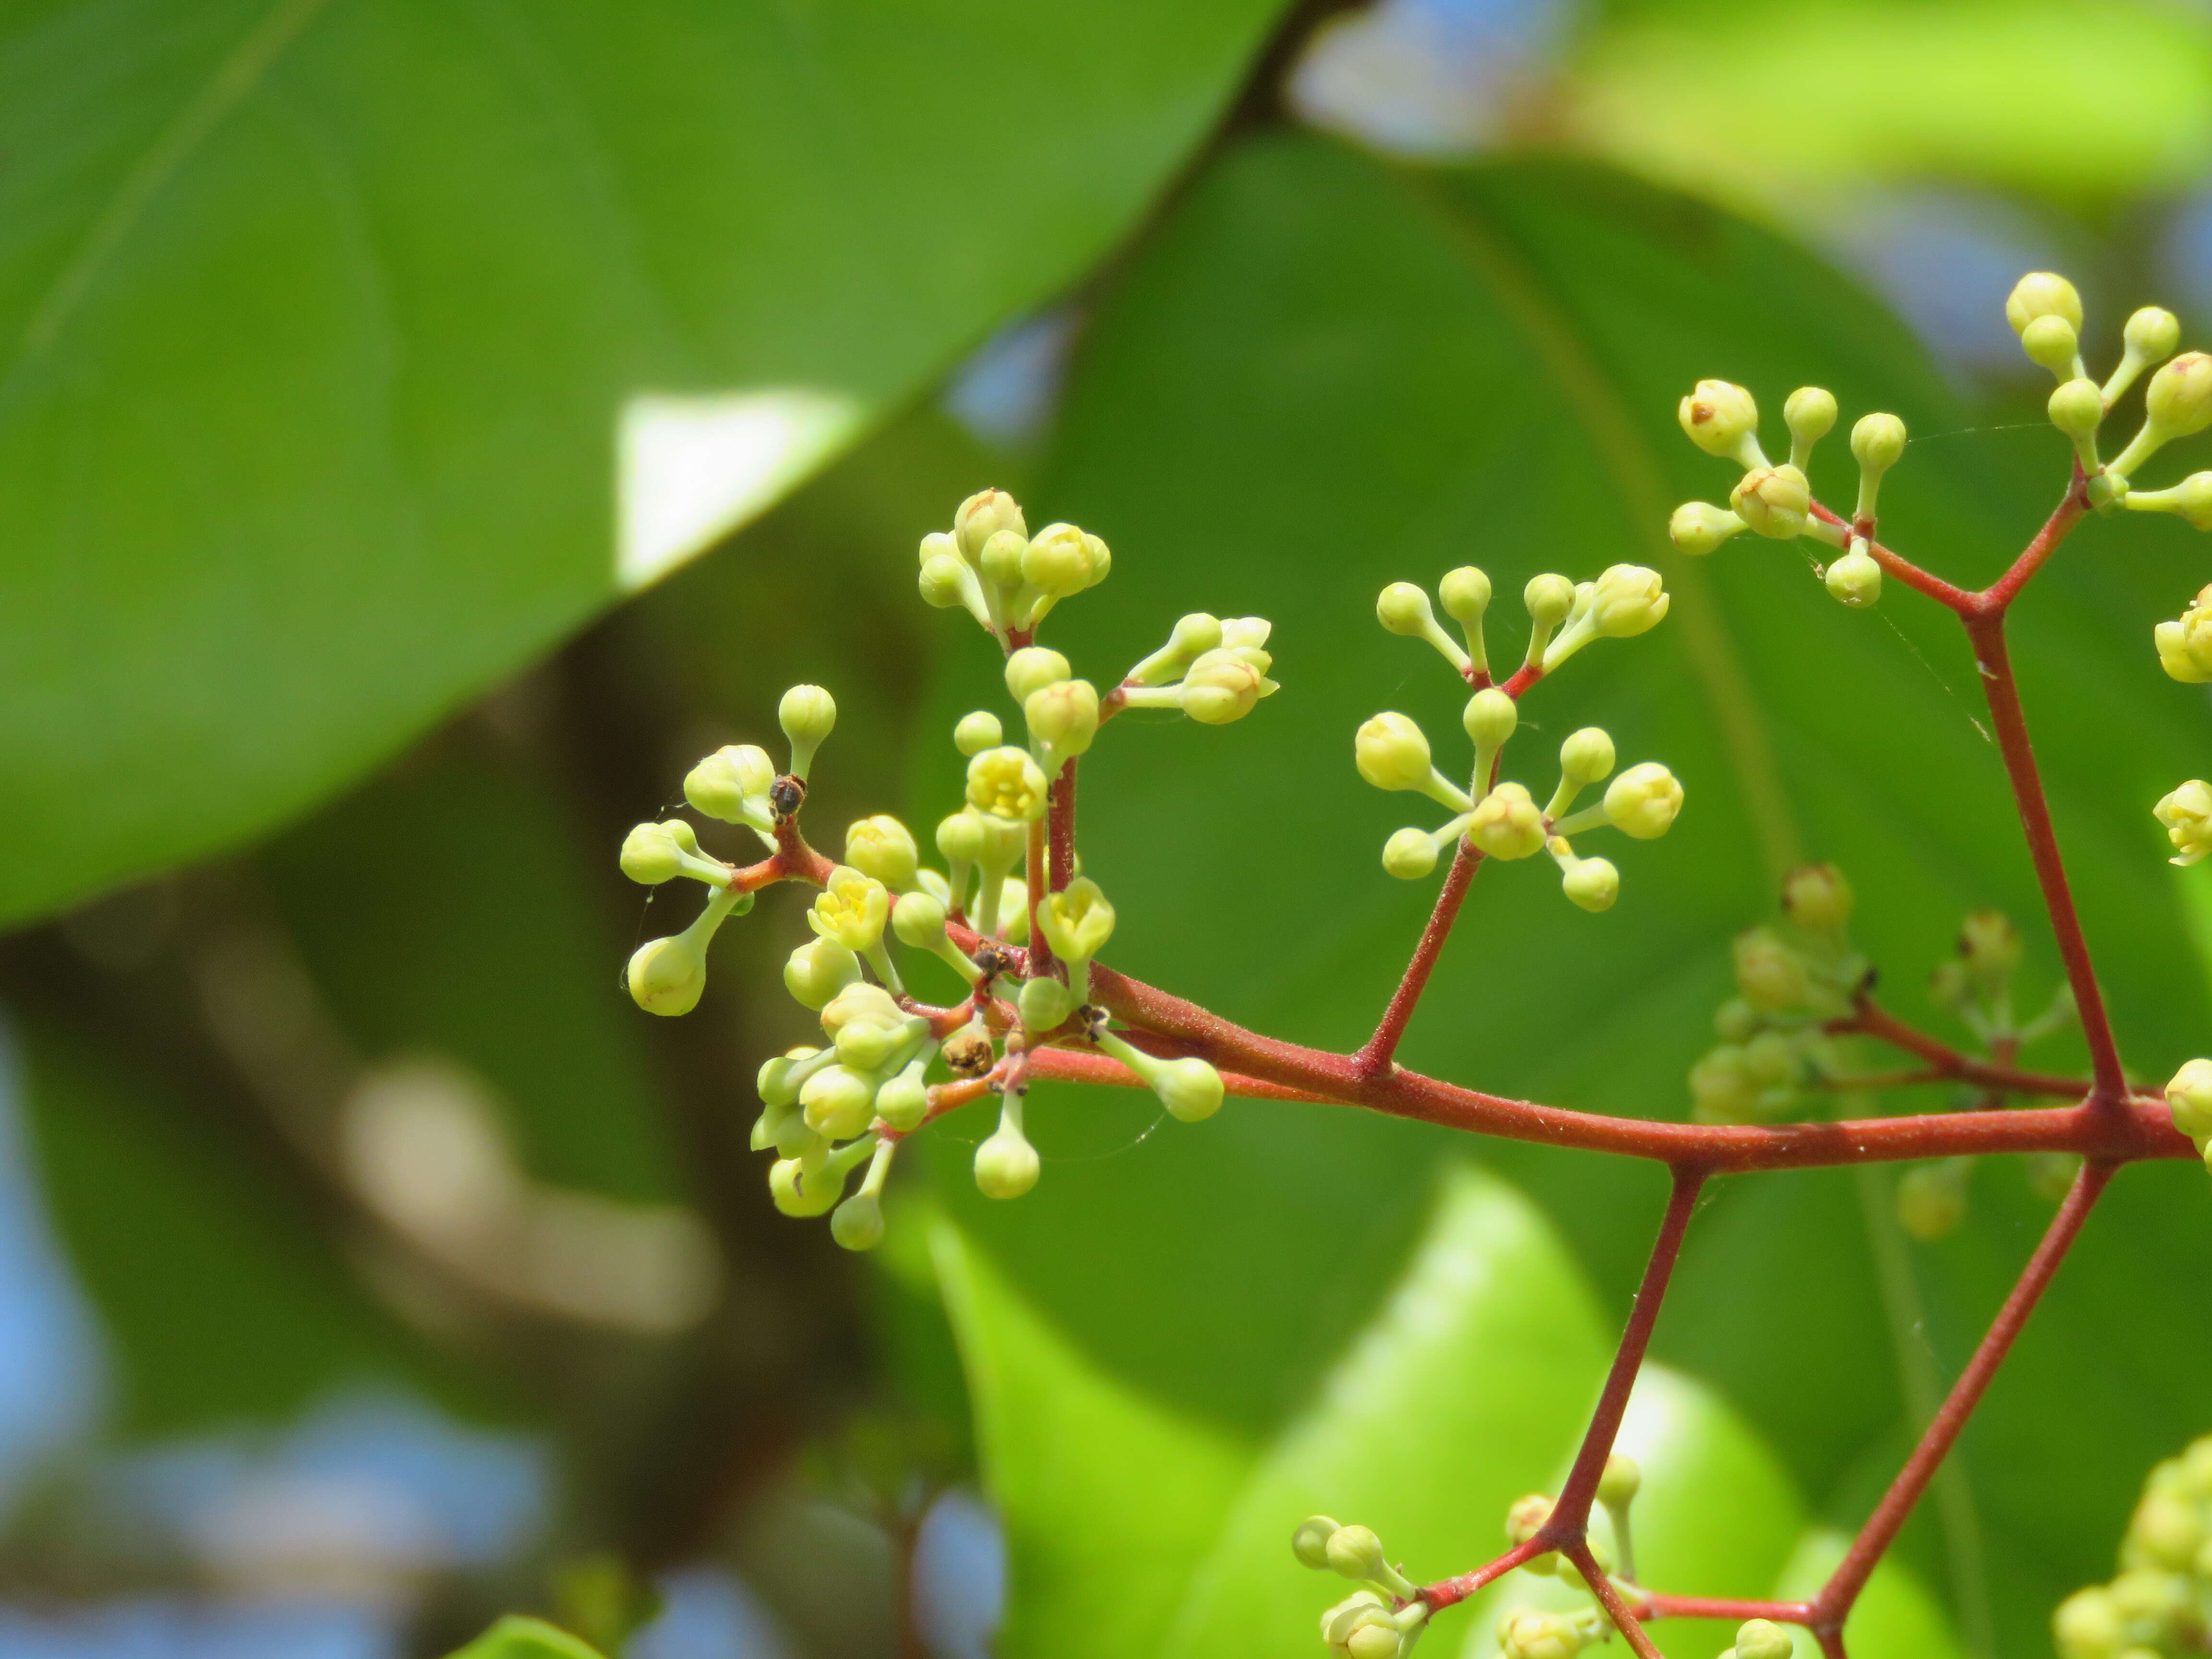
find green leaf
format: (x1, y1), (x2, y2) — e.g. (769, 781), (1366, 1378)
(445, 1615), (604, 1659)
(910, 128), (2212, 1654)
(0, 0), (1287, 928)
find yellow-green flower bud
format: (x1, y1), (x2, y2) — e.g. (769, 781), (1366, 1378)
(809, 865), (891, 953)
(1462, 688), (1517, 753)
(1734, 926), (1809, 1011)
(1470, 782), (1546, 860)
(967, 745), (1051, 822)
(1018, 974), (1075, 1034)
(2050, 378), (2104, 441)
(628, 934), (707, 1016)
(2006, 271), (2083, 337)
(874, 1064), (930, 1133)
(1825, 546), (1881, 608)
(2165, 1058), (2212, 1138)
(757, 1046), (822, 1110)
(685, 744), (776, 825)
(831, 1191), (885, 1251)
(1852, 412), (1908, 473)
(1782, 863), (1853, 930)
(845, 815), (919, 890)
(1785, 385), (1838, 470)
(1959, 909), (2022, 982)
(1588, 564), (1669, 637)
(919, 550), (975, 610)
(1598, 1453), (1641, 1508)
(1505, 1492), (1552, 1549)
(1896, 1159), (1968, 1241)
(1524, 573), (1575, 627)
(1562, 728), (1615, 785)
(1714, 997), (1759, 1043)
(1605, 762), (1683, 839)
(1154, 1057), (1223, 1123)
(974, 1116), (1039, 1200)
(1321, 1593), (1397, 1659)
(784, 937), (861, 1010)
(937, 807), (988, 867)
(1382, 827), (1441, 879)
(778, 684), (837, 780)
(1376, 581), (1437, 637)
(1734, 1620), (1793, 1659)
(1731, 464), (1809, 539)
(2128, 1492), (2204, 1569)
(769, 1155), (845, 1217)
(2053, 1587), (2124, 1659)
(1126, 613), (1223, 686)
(2156, 779), (2212, 865)
(954, 710), (1003, 755)
(1356, 712), (1435, 795)
(1040, 877), (1116, 962)
(978, 529), (1028, 589)
(1670, 500), (1746, 555)
(802, 1063), (877, 1140)
(1324, 1524), (1388, 1581)
(1562, 855), (1619, 913)
(819, 981), (901, 1037)
(621, 819), (702, 885)
(1293, 1515), (1342, 1571)
(2147, 352), (2212, 436)
(1439, 565), (1491, 622)
(891, 891), (949, 951)
(1005, 646), (1071, 704)
(2130, 473), (2212, 531)
(2127, 306), (2181, 364)
(1179, 646), (1275, 724)
(1690, 1044), (1759, 1123)
(2020, 313), (2080, 376)
(1025, 678), (1100, 762)
(1678, 379), (1760, 461)
(1022, 522), (1110, 597)
(1502, 1611), (1586, 1659)
(834, 1008), (914, 1072)
(954, 488), (1026, 560)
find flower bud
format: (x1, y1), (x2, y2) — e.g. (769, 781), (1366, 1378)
(627, 934), (707, 1016)
(1734, 1620), (1793, 1659)
(757, 1046), (819, 1110)
(1678, 379), (1760, 459)
(831, 1191), (885, 1251)
(778, 684), (837, 778)
(1356, 713), (1433, 793)
(1605, 762), (1683, 839)
(2020, 313), (2080, 375)
(1324, 1524), (1387, 1581)
(2049, 378), (2104, 441)
(1785, 385), (1837, 453)
(685, 744), (776, 824)
(1959, 909), (2022, 981)
(874, 1067), (930, 1133)
(1470, 782), (1546, 860)
(1597, 1453), (1641, 1508)
(1376, 582), (1439, 637)
(801, 1064), (877, 1140)
(2006, 271), (2083, 336)
(2156, 778), (2212, 865)
(769, 1155), (845, 1217)
(784, 937), (862, 1011)
(1154, 1057), (1223, 1123)
(1562, 727), (1615, 785)
(1524, 573), (1576, 626)
(1851, 413), (1908, 474)
(621, 820), (698, 885)
(1731, 464), (1810, 539)
(919, 551), (973, 610)
(1382, 827), (1440, 879)
(1179, 646), (1274, 724)
(1563, 857), (1619, 913)
(2166, 1058), (2212, 1138)
(1005, 646), (1071, 704)
(845, 816), (919, 890)
(1018, 974), (1075, 1033)
(1588, 564), (1669, 637)
(1734, 926), (1809, 1011)
(1025, 678), (1100, 760)
(967, 745), (1051, 822)
(1782, 863), (1854, 930)
(2052, 1587), (2122, 1659)
(1127, 613), (1223, 686)
(937, 807), (988, 867)
(891, 892), (950, 953)
(979, 529), (1027, 588)
(974, 1121), (1040, 1199)
(1714, 998), (1759, 1043)
(1896, 1160), (1968, 1241)
(1439, 565), (1491, 622)
(2127, 305), (2181, 362)
(1462, 688), (1517, 751)
(1690, 1045), (1759, 1123)
(1824, 547), (1881, 608)
(2148, 352), (2212, 436)
(809, 866), (891, 953)
(1670, 500), (1745, 555)
(954, 488), (1026, 560)
(1022, 522), (1109, 597)
(1500, 1610), (1584, 1659)
(2132, 473), (2212, 532)
(1321, 1593), (1397, 1658)
(1292, 1515), (1341, 1571)
(1040, 877), (1117, 962)
(2128, 1491), (2204, 1570)
(954, 710), (1003, 755)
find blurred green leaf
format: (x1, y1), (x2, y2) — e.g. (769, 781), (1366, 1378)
(906, 129), (2212, 1653)
(445, 1615), (604, 1659)
(0, 0), (1288, 929)
(1566, 0), (2212, 207)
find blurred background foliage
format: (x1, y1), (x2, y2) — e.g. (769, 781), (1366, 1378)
(0, 0), (2209, 1655)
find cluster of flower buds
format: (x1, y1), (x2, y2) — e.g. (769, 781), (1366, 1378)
(618, 489), (1267, 1250)
(917, 488), (1111, 639)
(1355, 568), (1682, 911)
(1292, 1517), (1430, 1657)
(2165, 1059), (2212, 1180)
(1669, 376), (1900, 608)
(2053, 1433), (2212, 1659)
(1687, 865), (1863, 1125)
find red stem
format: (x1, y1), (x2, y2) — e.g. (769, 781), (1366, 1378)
(1569, 1541), (1668, 1659)
(1356, 842), (1483, 1075)
(1839, 998), (2091, 1099)
(1810, 1159), (2112, 1629)
(1047, 763), (1078, 895)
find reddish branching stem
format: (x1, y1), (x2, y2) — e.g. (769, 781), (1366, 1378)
(1357, 841), (1483, 1075)
(1837, 997), (2094, 1100)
